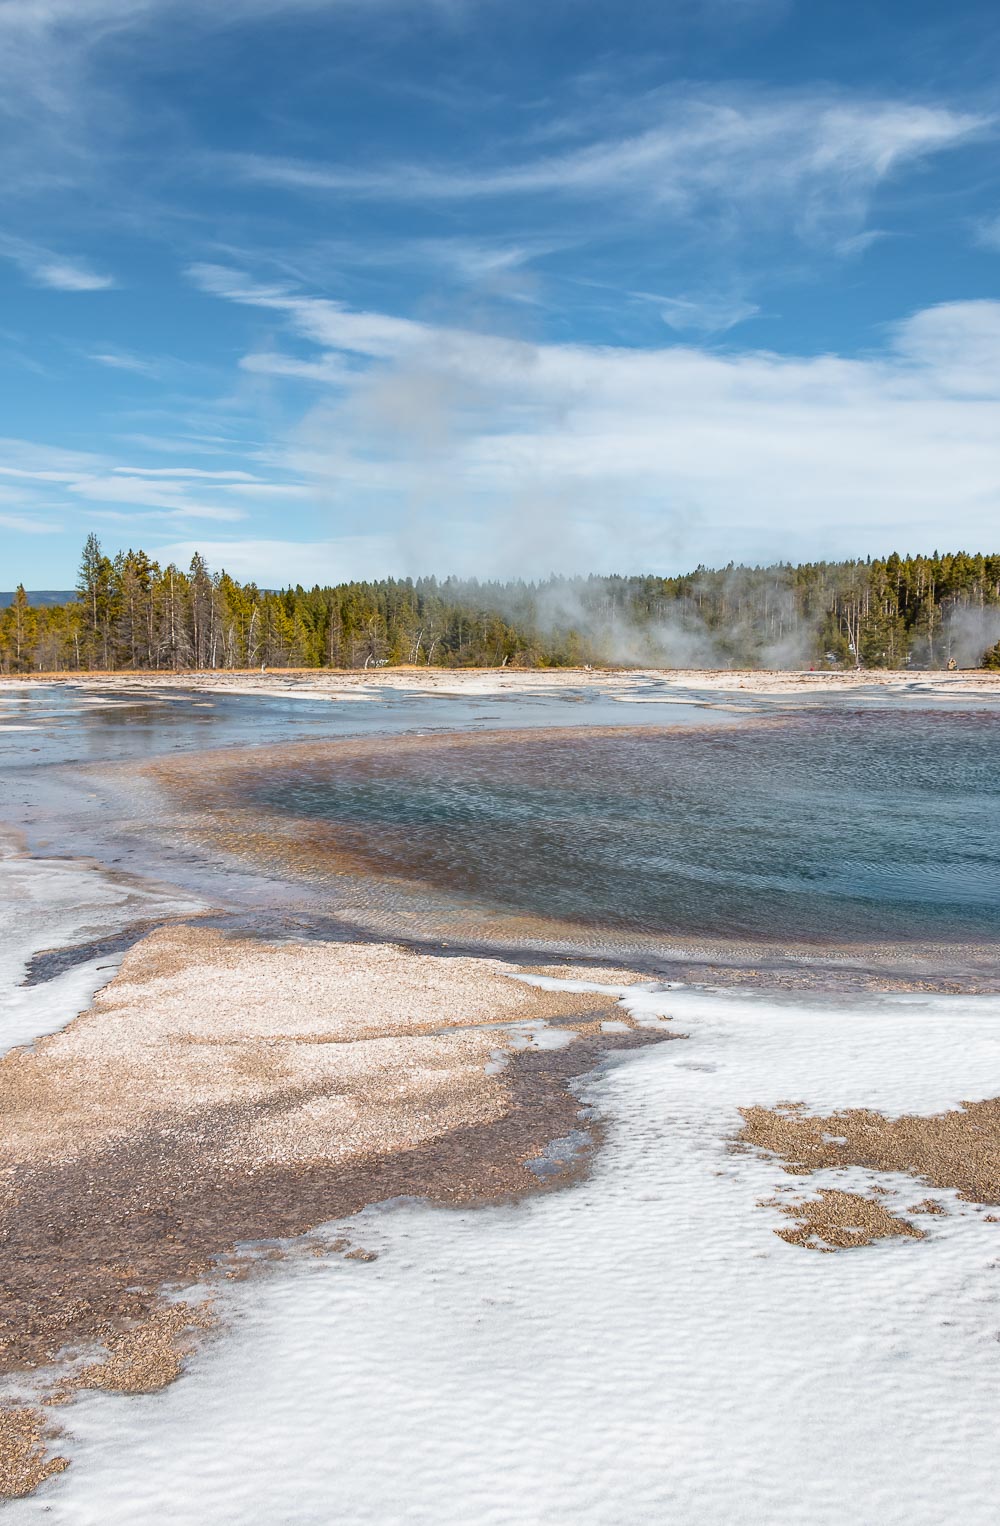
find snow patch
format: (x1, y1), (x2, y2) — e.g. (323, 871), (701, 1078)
(0, 837), (203, 1056)
(14, 981), (1000, 1524)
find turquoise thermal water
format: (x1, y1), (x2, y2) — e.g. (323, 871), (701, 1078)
(252, 710), (1000, 944)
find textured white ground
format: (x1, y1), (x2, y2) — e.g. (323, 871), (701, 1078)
(4, 667), (1000, 700)
(0, 836), (202, 1057)
(12, 982), (1000, 1526)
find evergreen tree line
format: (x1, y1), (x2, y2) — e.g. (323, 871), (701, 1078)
(2, 536), (1000, 673)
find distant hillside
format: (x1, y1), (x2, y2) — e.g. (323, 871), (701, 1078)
(0, 591), (74, 608)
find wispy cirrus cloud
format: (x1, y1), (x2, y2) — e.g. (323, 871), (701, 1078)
(636, 290), (761, 335)
(0, 0), (461, 27)
(110, 465), (261, 480)
(0, 439), (102, 478)
(188, 264), (430, 358)
(0, 481), (65, 534)
(31, 259), (114, 290)
(239, 351), (361, 385)
(0, 435), (308, 536)
(975, 214), (1000, 251)
(218, 92), (991, 247)
(0, 512), (63, 534)
(0, 234), (114, 289)
(0, 0), (470, 208)
(0, 0), (470, 113)
(30, 471), (248, 521)
(89, 349), (158, 373)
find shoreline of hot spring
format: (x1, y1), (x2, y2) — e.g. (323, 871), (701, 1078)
(2, 665), (1000, 701)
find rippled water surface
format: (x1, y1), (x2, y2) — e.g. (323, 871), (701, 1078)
(4, 687), (999, 952)
(239, 710), (1000, 943)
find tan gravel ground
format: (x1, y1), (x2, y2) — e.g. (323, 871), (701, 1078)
(0, 924), (668, 1497)
(1, 925), (616, 1172)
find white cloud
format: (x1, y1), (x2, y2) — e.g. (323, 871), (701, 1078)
(888, 300), (1000, 394)
(0, 438), (308, 534)
(239, 351), (360, 385)
(0, 236), (114, 290)
(218, 482), (312, 498)
(654, 293), (761, 335)
(189, 263), (429, 357)
(220, 93), (990, 247)
(32, 259), (114, 290)
(833, 229), (887, 257)
(0, 439), (101, 475)
(66, 473), (248, 519)
(0, 482), (62, 519)
(112, 465), (261, 479)
(0, 0), (442, 25)
(90, 349), (157, 372)
(0, 466), (81, 483)
(974, 214), (1000, 252)
(190, 270), (1000, 573)
(0, 0), (464, 110)
(417, 239), (547, 280)
(0, 511), (62, 534)
(151, 535), (395, 584)
(0, 0), (464, 209)
(115, 432), (265, 457)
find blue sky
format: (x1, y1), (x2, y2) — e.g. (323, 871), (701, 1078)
(2, 0), (1000, 586)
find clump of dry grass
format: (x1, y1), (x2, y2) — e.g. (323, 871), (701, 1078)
(760, 1188), (925, 1252)
(0, 1407), (68, 1499)
(739, 1097), (1000, 1206)
(908, 1198), (947, 1216)
(70, 1302), (216, 1396)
